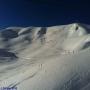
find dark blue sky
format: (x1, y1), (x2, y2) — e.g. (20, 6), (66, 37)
(0, 0), (90, 27)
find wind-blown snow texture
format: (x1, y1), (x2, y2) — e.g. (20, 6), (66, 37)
(0, 23), (90, 90)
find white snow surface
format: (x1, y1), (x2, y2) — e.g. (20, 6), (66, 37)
(0, 23), (90, 90)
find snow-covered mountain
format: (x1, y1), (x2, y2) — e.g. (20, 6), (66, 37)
(0, 23), (90, 90)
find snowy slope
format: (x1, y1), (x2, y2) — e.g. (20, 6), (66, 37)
(0, 23), (90, 90)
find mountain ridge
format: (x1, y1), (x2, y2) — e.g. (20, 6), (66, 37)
(0, 23), (90, 90)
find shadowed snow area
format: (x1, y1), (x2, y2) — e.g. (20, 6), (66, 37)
(0, 23), (90, 90)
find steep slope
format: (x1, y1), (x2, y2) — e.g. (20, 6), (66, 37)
(0, 23), (90, 90)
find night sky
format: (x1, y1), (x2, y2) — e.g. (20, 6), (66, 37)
(0, 0), (90, 27)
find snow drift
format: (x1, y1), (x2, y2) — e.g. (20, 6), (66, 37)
(0, 23), (90, 90)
